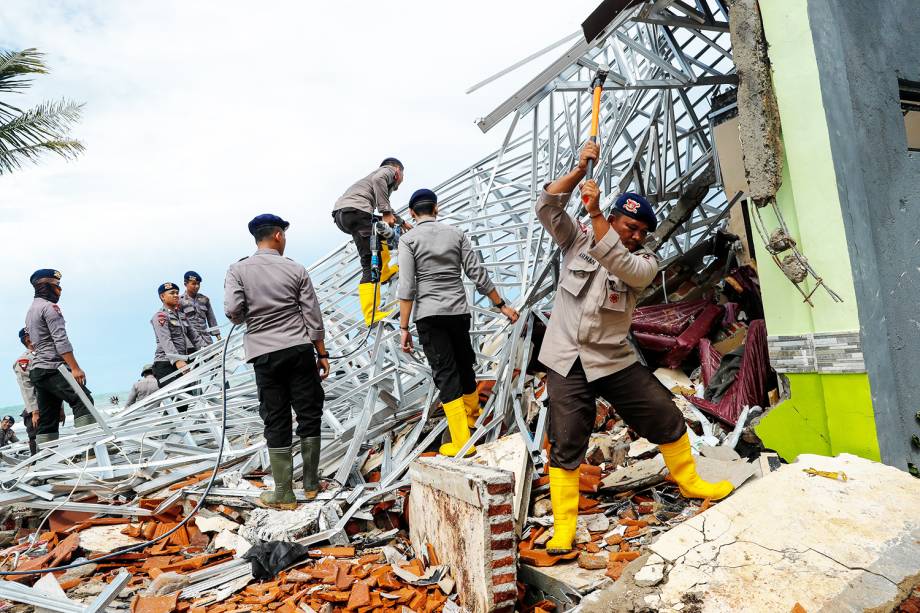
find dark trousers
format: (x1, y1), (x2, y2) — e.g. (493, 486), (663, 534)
(252, 344), (325, 449)
(416, 314), (477, 404)
(333, 207), (374, 284)
(29, 368), (93, 437)
(546, 360), (686, 470)
(21, 409), (37, 455)
(152, 361), (188, 413)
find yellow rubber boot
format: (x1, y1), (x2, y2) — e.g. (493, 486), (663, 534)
(439, 397), (476, 457)
(462, 391), (481, 428)
(358, 282), (391, 326)
(545, 466), (580, 554)
(659, 432), (734, 500)
(379, 242), (398, 284)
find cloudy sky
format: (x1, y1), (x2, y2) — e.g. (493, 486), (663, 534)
(0, 1), (597, 406)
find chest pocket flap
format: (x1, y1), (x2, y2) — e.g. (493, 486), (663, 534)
(560, 255), (598, 297)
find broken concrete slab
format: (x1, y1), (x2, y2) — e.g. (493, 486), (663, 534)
(409, 456), (517, 613)
(599, 455), (667, 493)
(581, 454), (920, 613)
(694, 455), (758, 489)
(468, 433), (533, 534)
(238, 503), (324, 543)
(194, 515), (239, 534)
(78, 524), (145, 553)
(698, 444), (742, 462)
(627, 438), (658, 459)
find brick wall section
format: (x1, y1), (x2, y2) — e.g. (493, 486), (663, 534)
(409, 457), (518, 613)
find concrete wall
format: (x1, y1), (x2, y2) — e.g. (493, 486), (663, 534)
(806, 0), (920, 469)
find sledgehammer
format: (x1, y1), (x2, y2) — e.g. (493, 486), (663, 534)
(583, 64), (609, 204)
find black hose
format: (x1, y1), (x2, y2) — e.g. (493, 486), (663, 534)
(0, 325), (238, 577)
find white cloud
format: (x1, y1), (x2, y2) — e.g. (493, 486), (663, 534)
(0, 0), (596, 404)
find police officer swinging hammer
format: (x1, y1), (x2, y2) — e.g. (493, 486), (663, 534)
(397, 189), (518, 456)
(224, 214), (329, 509)
(536, 142), (733, 554)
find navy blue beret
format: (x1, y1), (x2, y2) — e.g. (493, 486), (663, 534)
(18, 328), (27, 343)
(184, 271), (202, 283)
(30, 269), (61, 285)
(248, 214), (290, 236)
(409, 188), (437, 210)
(613, 192), (657, 232)
(380, 157), (403, 168)
(158, 282), (179, 295)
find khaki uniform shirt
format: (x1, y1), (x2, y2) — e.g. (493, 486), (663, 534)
(25, 298), (74, 370)
(13, 351), (38, 414)
(180, 292), (219, 346)
(151, 306), (203, 364)
(536, 188), (658, 382)
(332, 166), (401, 221)
(396, 218), (496, 321)
(224, 248), (325, 362)
(126, 374), (159, 406)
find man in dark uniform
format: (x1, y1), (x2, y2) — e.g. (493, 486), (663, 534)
(536, 142), (732, 554)
(397, 189), (518, 456)
(332, 158), (409, 325)
(225, 214), (329, 508)
(180, 271), (221, 346)
(24, 269), (96, 445)
(151, 282), (204, 406)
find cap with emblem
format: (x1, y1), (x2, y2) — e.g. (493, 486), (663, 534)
(408, 188), (437, 210)
(29, 269), (62, 286)
(248, 214), (290, 236)
(184, 271), (202, 283)
(158, 282), (179, 296)
(613, 192), (657, 232)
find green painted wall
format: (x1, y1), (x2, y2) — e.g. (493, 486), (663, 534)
(749, 0), (880, 462)
(757, 0), (859, 333)
(755, 373), (881, 462)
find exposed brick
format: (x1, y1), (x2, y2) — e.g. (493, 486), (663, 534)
(494, 591), (517, 605)
(490, 520), (514, 535)
(491, 538), (514, 551)
(492, 572), (516, 586)
(487, 482), (514, 495)
(488, 504), (513, 517)
(491, 556), (515, 569)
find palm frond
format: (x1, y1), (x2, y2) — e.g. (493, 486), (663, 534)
(0, 99), (85, 174)
(0, 48), (48, 94)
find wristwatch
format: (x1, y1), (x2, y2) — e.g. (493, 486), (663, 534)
(494, 299), (506, 309)
(317, 352), (329, 359)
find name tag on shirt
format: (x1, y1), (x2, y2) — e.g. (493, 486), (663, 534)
(578, 252), (597, 266)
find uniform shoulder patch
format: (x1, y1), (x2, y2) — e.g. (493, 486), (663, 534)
(155, 312), (168, 326)
(51, 305), (62, 315)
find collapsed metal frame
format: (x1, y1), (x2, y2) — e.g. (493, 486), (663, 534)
(0, 0), (738, 599)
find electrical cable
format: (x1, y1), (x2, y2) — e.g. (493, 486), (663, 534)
(326, 263), (385, 361)
(0, 324), (238, 577)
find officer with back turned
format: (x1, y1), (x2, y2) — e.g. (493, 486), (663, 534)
(224, 214), (329, 509)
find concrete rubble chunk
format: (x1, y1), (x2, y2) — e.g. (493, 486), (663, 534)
(599, 455), (667, 493)
(238, 503), (324, 543)
(409, 456), (517, 613)
(580, 454), (920, 613)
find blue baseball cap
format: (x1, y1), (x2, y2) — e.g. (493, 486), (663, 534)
(248, 214), (290, 236)
(29, 269), (61, 286)
(184, 271), (202, 283)
(613, 192), (657, 232)
(408, 188), (437, 210)
(18, 328), (27, 344)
